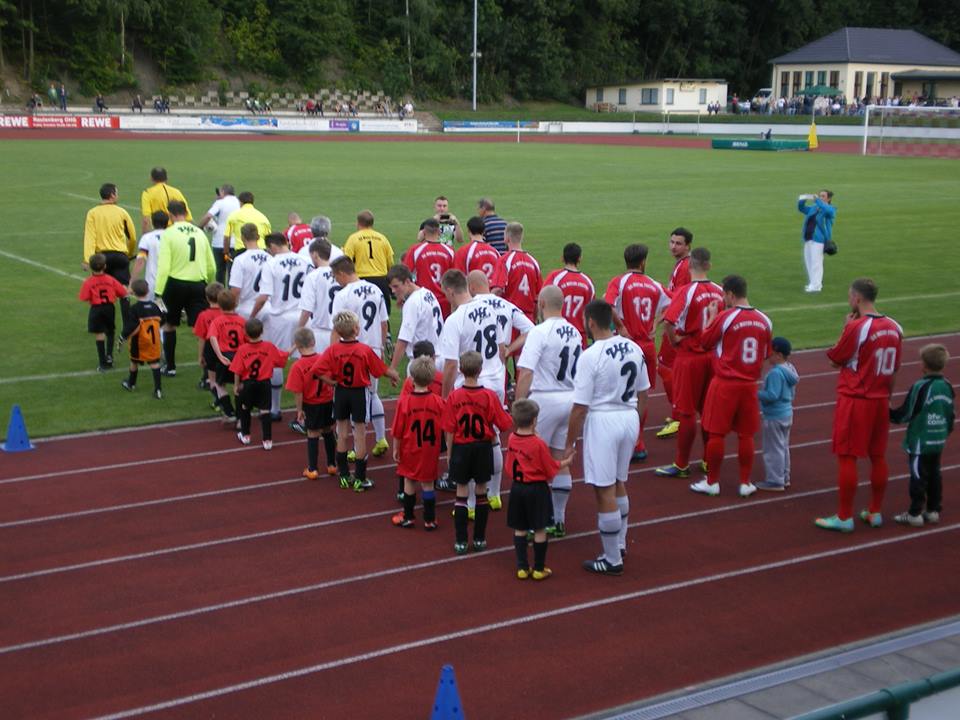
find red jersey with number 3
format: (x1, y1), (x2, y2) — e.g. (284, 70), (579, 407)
(403, 241), (455, 316)
(545, 268), (595, 343)
(392, 390), (445, 481)
(229, 340), (288, 381)
(826, 314), (903, 399)
(505, 432), (561, 484)
(662, 280), (725, 355)
(442, 385), (513, 444)
(313, 339), (388, 389)
(286, 353), (333, 404)
(492, 250), (542, 320)
(208, 312), (247, 352)
(454, 240), (500, 283)
(700, 306), (773, 381)
(604, 272), (670, 344)
(79, 274), (127, 306)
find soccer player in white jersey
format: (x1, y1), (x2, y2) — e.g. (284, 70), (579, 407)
(250, 232), (311, 418)
(296, 215), (344, 266)
(298, 237), (340, 354)
(566, 300), (650, 576)
(386, 264), (443, 374)
(195, 184), (240, 284)
(229, 223), (271, 318)
(131, 209), (168, 301)
(515, 285), (582, 537)
(330, 255), (391, 456)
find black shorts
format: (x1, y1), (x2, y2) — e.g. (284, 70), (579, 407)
(103, 251), (131, 286)
(202, 340), (219, 370)
(304, 402), (334, 431)
(238, 378), (271, 411)
(507, 482), (552, 532)
(448, 441), (493, 486)
(162, 278), (206, 327)
(88, 304), (115, 334)
(334, 386), (368, 423)
(365, 275), (391, 315)
(214, 353), (235, 386)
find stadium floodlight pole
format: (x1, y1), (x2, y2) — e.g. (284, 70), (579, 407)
(471, 0), (478, 111)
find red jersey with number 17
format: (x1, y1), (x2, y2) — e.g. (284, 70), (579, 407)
(826, 314), (903, 399)
(442, 385), (514, 444)
(545, 268), (595, 343)
(604, 271), (670, 344)
(700, 306), (773, 381)
(492, 250), (542, 320)
(313, 339), (388, 389)
(285, 352), (333, 404)
(454, 240), (500, 283)
(229, 340), (289, 381)
(662, 280), (724, 355)
(403, 241), (455, 316)
(392, 390), (445, 481)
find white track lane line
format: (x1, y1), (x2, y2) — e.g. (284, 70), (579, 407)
(87, 523), (960, 720)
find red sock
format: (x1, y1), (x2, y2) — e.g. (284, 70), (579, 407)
(837, 455), (858, 520)
(635, 409), (647, 452)
(869, 455), (888, 513)
(706, 434), (724, 484)
(737, 434), (754, 485)
(675, 414), (696, 468)
(660, 366), (673, 409)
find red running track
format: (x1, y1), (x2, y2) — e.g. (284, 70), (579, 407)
(0, 333), (958, 719)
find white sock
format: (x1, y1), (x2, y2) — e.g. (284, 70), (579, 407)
(489, 442), (503, 497)
(368, 389), (386, 442)
(598, 511), (622, 565)
(467, 481), (476, 511)
(616, 495), (630, 553)
(551, 472), (572, 523)
(270, 368), (283, 414)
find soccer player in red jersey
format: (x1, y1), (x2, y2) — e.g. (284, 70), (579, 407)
(78, 253), (128, 371)
(655, 247), (724, 479)
(545, 242), (595, 346)
(209, 290), (247, 422)
(816, 278), (903, 532)
(505, 399), (574, 581)
(286, 327), (337, 480)
(442, 351), (514, 555)
(315, 310), (400, 491)
(229, 317), (290, 450)
(400, 341), (444, 397)
(693, 275), (773, 498)
(657, 227), (694, 438)
(402, 218), (456, 317)
(391, 356), (446, 530)
(492, 222), (542, 323)
(284, 212), (314, 254)
(193, 281), (224, 401)
(605, 243), (670, 461)
(454, 216), (501, 284)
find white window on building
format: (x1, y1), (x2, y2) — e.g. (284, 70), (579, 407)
(699, 88), (707, 104)
(641, 88), (659, 105)
(596, 87), (603, 102)
(666, 88), (675, 105)
(618, 88), (627, 105)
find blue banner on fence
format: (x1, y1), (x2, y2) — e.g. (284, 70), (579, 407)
(330, 119), (361, 132)
(443, 120), (539, 130)
(201, 116), (279, 128)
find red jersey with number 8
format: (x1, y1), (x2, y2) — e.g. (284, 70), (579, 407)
(700, 306), (773, 382)
(313, 339), (388, 389)
(392, 390), (445, 481)
(229, 340), (288, 381)
(826, 314), (903, 399)
(662, 280), (725, 355)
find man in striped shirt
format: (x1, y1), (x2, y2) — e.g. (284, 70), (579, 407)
(477, 197), (507, 254)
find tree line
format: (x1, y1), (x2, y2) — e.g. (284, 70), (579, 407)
(2, 0), (958, 101)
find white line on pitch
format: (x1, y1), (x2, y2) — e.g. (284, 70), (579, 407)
(0, 362), (201, 385)
(4, 464), (953, 657)
(0, 249), (85, 281)
(765, 291), (960, 314)
(88, 523), (960, 720)
(61, 191), (139, 212)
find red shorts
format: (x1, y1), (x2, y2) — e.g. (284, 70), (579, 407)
(701, 378), (760, 436)
(658, 337), (676, 368)
(832, 395), (890, 458)
(671, 352), (713, 416)
(638, 340), (657, 391)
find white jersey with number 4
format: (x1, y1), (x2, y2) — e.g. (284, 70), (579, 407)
(229, 248), (271, 318)
(259, 251), (312, 318)
(573, 335), (650, 411)
(517, 316), (583, 393)
(331, 279), (388, 352)
(398, 286), (443, 357)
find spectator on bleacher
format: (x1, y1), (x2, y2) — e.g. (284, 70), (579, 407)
(95, 93), (108, 113)
(58, 82), (68, 111)
(132, 94), (143, 113)
(47, 83), (58, 107)
(26, 93), (42, 112)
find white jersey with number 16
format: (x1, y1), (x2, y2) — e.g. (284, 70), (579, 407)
(259, 252), (312, 318)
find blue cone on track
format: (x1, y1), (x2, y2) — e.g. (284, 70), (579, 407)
(430, 664), (465, 719)
(1, 404), (34, 452)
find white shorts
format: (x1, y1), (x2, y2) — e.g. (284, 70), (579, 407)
(480, 372), (506, 404)
(262, 313), (299, 358)
(583, 410), (639, 487)
(530, 391), (573, 450)
(312, 326), (332, 355)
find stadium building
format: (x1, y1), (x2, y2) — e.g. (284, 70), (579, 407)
(584, 78), (728, 113)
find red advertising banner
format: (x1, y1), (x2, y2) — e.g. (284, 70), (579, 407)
(0, 115), (119, 129)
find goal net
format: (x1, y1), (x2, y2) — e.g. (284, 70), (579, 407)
(660, 110), (702, 136)
(862, 105), (960, 158)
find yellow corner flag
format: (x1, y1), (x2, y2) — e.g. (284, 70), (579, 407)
(808, 121), (819, 150)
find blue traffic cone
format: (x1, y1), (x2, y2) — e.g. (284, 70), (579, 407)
(430, 664), (465, 720)
(2, 405), (34, 452)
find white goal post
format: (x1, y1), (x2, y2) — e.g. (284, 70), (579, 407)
(862, 104), (960, 157)
(660, 110), (702, 136)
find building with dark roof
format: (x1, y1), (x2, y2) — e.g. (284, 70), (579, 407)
(770, 28), (960, 102)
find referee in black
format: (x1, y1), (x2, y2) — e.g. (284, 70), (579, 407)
(154, 200), (216, 376)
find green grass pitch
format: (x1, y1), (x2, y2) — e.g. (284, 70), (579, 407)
(1, 137), (958, 438)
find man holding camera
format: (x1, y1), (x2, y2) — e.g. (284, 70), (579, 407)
(799, 189), (836, 293)
(418, 195), (463, 248)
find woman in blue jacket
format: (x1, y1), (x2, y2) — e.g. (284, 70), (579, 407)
(798, 190), (836, 293)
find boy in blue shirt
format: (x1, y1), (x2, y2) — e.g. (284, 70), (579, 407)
(757, 336), (799, 491)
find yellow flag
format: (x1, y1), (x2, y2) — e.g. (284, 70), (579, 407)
(808, 121), (819, 150)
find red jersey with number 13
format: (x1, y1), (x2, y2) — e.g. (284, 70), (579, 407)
(700, 306), (773, 381)
(662, 280), (725, 354)
(604, 271), (670, 344)
(493, 250), (542, 320)
(403, 241), (455, 316)
(545, 268), (595, 343)
(826, 314), (903, 399)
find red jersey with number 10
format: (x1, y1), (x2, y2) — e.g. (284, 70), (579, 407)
(313, 339), (388, 389)
(826, 314), (903, 399)
(700, 306), (773, 382)
(392, 390), (445, 481)
(662, 280), (725, 354)
(454, 240), (500, 283)
(604, 271), (670, 344)
(229, 340), (289, 381)
(442, 385), (513, 445)
(545, 268), (595, 343)
(493, 250), (542, 320)
(403, 241), (455, 316)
